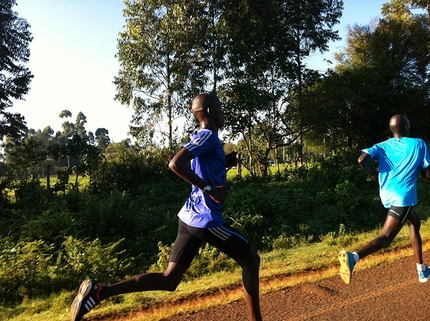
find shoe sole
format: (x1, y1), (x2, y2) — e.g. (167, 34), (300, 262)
(338, 250), (353, 284)
(419, 274), (429, 283)
(70, 280), (92, 321)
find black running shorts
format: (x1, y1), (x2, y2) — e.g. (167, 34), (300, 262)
(169, 219), (252, 268)
(387, 206), (412, 224)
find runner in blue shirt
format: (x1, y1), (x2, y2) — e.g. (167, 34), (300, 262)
(70, 94), (263, 321)
(339, 114), (430, 284)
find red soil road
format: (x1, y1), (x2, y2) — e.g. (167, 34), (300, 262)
(161, 252), (430, 321)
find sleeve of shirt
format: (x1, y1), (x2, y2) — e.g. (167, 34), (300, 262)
(182, 130), (214, 157)
(361, 144), (378, 159)
(420, 139), (430, 169)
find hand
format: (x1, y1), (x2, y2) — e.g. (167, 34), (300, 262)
(225, 152), (238, 168)
(370, 171), (379, 180)
(207, 185), (232, 204)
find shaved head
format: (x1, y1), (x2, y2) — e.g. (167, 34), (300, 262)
(192, 94), (221, 113)
(191, 93), (224, 131)
(389, 114), (410, 137)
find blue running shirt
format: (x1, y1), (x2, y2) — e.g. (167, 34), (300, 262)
(177, 129), (226, 228)
(362, 137), (430, 208)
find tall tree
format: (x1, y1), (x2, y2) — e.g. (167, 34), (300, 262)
(57, 109), (74, 144)
(94, 128), (110, 150)
(114, 0), (208, 150)
(114, 0), (343, 173)
(382, 0), (430, 28)
(282, 0), (343, 164)
(3, 134), (47, 180)
(218, 0), (288, 175)
(220, 0), (343, 174)
(303, 0), (430, 151)
(74, 112), (87, 138)
(48, 134), (102, 189)
(56, 110), (89, 143)
(0, 0), (33, 140)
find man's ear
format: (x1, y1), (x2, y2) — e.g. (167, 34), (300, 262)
(207, 107), (213, 115)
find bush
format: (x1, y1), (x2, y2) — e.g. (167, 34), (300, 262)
(58, 236), (134, 285)
(0, 236), (134, 303)
(88, 148), (174, 194)
(4, 151), (430, 303)
(0, 239), (55, 304)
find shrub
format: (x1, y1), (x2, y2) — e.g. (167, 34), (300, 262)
(58, 236), (134, 285)
(0, 238), (55, 304)
(319, 224), (360, 247)
(0, 236), (134, 304)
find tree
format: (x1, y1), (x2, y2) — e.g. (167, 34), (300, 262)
(114, 0), (343, 174)
(103, 139), (134, 163)
(48, 134), (102, 190)
(382, 0), (430, 28)
(74, 112), (87, 138)
(57, 110), (74, 144)
(114, 0), (209, 150)
(94, 128), (110, 150)
(219, 0), (343, 174)
(3, 135), (46, 180)
(0, 0), (33, 140)
(3, 125), (58, 182)
(216, 0), (288, 175)
(303, 0), (430, 151)
(286, 0), (343, 163)
(56, 110), (89, 143)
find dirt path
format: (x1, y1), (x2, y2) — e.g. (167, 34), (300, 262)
(161, 252), (430, 321)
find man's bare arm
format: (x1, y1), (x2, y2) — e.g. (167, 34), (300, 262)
(358, 153), (378, 180)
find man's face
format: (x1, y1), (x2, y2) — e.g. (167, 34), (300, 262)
(402, 116), (411, 136)
(211, 103), (224, 128)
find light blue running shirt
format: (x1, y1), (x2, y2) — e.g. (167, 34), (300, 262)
(177, 129), (226, 228)
(362, 137), (430, 208)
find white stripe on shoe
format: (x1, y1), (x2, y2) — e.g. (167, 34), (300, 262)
(84, 296), (97, 311)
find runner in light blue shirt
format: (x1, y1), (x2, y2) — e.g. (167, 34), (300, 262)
(363, 136), (430, 208)
(338, 114), (430, 285)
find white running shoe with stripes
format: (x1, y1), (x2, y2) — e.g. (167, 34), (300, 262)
(70, 280), (102, 321)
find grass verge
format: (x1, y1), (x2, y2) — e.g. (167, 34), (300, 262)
(3, 219), (430, 321)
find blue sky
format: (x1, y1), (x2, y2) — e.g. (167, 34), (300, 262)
(13, 0), (388, 142)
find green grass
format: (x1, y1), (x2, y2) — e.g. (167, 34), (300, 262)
(5, 176), (91, 200)
(3, 219), (430, 321)
(38, 176), (90, 190)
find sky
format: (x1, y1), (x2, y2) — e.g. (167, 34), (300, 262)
(12, 0), (389, 143)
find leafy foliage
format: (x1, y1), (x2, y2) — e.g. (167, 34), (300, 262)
(3, 0), (430, 309)
(48, 134), (103, 190)
(0, 237), (129, 304)
(303, 3), (430, 151)
(0, 0), (33, 140)
(2, 150), (430, 304)
(115, 0), (207, 148)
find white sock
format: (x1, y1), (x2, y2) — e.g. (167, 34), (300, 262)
(417, 263), (426, 272)
(352, 252), (359, 263)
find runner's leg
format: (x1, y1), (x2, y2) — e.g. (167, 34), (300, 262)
(201, 224), (262, 321)
(99, 262), (188, 300)
(100, 219), (202, 300)
(237, 248), (262, 321)
(406, 208), (423, 264)
(357, 215), (404, 259)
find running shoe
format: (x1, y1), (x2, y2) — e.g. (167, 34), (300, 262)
(70, 280), (102, 321)
(338, 250), (355, 284)
(418, 267), (430, 283)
